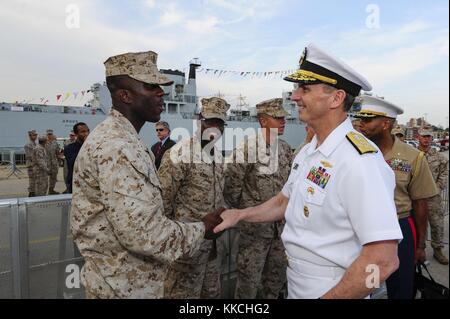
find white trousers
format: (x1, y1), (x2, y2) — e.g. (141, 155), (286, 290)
(286, 254), (346, 299)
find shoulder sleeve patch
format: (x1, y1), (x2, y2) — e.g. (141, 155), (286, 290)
(346, 132), (378, 155)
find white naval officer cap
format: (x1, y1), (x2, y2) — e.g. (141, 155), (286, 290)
(284, 43), (372, 96)
(355, 94), (404, 119)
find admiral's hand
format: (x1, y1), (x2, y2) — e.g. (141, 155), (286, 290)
(213, 209), (241, 234)
(202, 207), (225, 240)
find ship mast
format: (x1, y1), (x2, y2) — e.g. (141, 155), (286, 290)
(235, 94), (248, 121)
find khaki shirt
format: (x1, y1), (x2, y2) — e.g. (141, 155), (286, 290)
(384, 138), (438, 214)
(424, 148), (448, 191)
(158, 137), (225, 264)
(224, 135), (293, 238)
(71, 109), (205, 299)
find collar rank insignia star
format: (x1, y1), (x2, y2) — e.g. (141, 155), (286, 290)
(346, 132), (378, 155)
(293, 163), (299, 170)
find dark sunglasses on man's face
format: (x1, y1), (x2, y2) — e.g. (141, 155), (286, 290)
(156, 128), (165, 132)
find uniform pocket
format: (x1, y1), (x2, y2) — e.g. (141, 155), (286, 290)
(127, 155), (161, 191)
(302, 180), (326, 206)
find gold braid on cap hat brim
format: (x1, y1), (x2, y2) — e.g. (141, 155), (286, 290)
(359, 109), (388, 117)
(286, 70), (338, 85)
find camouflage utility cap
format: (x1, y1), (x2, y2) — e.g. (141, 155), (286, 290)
(392, 127), (405, 136)
(104, 51), (174, 86)
(256, 98), (289, 118)
(200, 97), (230, 121)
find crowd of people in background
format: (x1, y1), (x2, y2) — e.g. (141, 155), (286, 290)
(23, 123), (90, 196)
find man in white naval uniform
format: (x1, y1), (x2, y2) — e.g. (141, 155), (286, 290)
(214, 44), (403, 299)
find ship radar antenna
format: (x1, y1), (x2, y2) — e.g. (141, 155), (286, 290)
(234, 94), (249, 120)
(190, 58), (202, 67)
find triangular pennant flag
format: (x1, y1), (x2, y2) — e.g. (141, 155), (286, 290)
(62, 92), (71, 102)
(81, 91), (86, 97)
(56, 94), (62, 101)
(73, 92), (79, 99)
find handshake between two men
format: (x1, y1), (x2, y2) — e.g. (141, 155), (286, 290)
(201, 207), (243, 240)
(201, 207), (227, 240)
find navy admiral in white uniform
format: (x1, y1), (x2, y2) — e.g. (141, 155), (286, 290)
(214, 44), (403, 299)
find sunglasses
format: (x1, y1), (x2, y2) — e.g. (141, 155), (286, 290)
(156, 128), (166, 132)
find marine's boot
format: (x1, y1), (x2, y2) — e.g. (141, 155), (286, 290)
(48, 189), (60, 195)
(433, 248), (449, 265)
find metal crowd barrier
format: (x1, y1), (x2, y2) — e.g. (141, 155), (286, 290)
(0, 195), (239, 299)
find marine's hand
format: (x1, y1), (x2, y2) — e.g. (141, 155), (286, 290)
(213, 209), (241, 233)
(202, 207), (225, 240)
(416, 247), (427, 264)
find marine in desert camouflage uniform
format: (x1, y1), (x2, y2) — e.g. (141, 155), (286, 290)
(418, 129), (449, 264)
(45, 129), (60, 195)
(24, 130), (38, 197)
(224, 98), (293, 299)
(32, 135), (49, 196)
(160, 97), (229, 299)
(70, 51), (223, 299)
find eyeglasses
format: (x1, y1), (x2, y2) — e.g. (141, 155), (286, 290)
(156, 128), (166, 132)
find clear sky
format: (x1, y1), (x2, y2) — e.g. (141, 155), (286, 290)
(0, 0), (448, 126)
